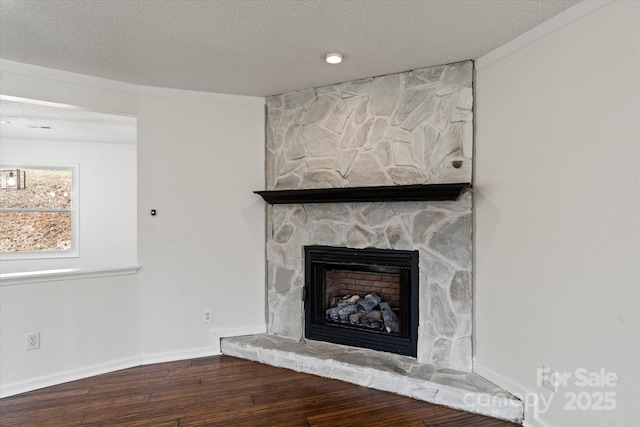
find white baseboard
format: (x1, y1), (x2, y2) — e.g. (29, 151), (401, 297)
(524, 417), (551, 427)
(211, 324), (267, 338)
(474, 362), (553, 426)
(140, 324), (267, 365)
(474, 362), (529, 397)
(140, 347), (221, 365)
(1, 324), (267, 399)
(0, 356), (140, 398)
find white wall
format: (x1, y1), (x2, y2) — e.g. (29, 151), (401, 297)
(136, 89), (266, 362)
(0, 61), (266, 396)
(0, 274), (140, 396)
(474, 1), (640, 426)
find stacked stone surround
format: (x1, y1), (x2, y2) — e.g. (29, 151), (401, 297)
(266, 60), (473, 189)
(264, 61), (474, 371)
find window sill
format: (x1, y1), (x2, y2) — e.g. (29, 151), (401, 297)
(0, 250), (79, 261)
(0, 265), (140, 286)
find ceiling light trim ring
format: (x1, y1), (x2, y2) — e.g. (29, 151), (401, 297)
(325, 53), (343, 64)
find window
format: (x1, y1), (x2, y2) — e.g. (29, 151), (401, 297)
(0, 166), (78, 258)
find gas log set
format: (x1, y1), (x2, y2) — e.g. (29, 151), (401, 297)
(325, 293), (400, 334)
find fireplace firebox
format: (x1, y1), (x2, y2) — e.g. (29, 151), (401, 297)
(304, 246), (419, 357)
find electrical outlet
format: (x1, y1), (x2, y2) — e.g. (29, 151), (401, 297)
(541, 365), (558, 392)
(203, 308), (212, 323)
(26, 332), (40, 350)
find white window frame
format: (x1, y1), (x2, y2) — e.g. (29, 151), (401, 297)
(0, 164), (79, 260)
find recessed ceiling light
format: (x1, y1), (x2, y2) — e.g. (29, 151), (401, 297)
(0, 120), (9, 124)
(325, 53), (343, 64)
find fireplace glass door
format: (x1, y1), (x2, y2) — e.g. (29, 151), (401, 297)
(304, 246), (418, 357)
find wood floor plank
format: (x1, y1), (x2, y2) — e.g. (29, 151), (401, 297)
(306, 397), (422, 426)
(0, 355), (519, 427)
(0, 406), (87, 427)
(0, 386), (91, 412)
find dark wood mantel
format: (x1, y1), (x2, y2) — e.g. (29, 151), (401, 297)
(254, 183), (471, 205)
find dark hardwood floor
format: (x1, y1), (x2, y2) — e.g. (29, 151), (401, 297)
(0, 355), (519, 426)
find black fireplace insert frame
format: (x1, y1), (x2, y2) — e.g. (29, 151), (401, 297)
(304, 245), (419, 357)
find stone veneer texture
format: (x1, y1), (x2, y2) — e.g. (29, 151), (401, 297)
(266, 61), (473, 189)
(264, 61), (473, 371)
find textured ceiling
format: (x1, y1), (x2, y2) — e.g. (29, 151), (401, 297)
(0, 0), (581, 97)
(0, 98), (136, 145)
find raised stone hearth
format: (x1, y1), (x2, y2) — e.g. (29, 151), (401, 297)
(221, 334), (524, 423)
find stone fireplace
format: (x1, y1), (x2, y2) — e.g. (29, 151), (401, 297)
(222, 60), (524, 422)
(264, 61), (474, 371)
